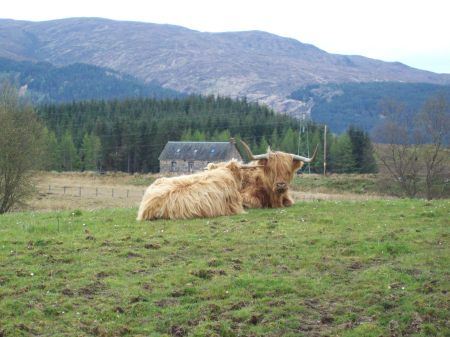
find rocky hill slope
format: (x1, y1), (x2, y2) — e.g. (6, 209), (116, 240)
(1, 17), (449, 116)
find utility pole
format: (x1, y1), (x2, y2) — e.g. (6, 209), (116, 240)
(323, 125), (327, 175)
(298, 119), (312, 174)
(306, 123), (311, 174)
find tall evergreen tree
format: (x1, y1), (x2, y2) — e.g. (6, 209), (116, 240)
(309, 128), (324, 173)
(181, 129), (193, 141)
(280, 128), (297, 153)
(257, 136), (270, 154)
(270, 129), (279, 149)
(330, 133), (357, 173)
(80, 133), (102, 171)
(211, 129), (231, 141)
(348, 126), (378, 173)
(60, 130), (79, 171)
(43, 128), (61, 171)
(192, 130), (206, 141)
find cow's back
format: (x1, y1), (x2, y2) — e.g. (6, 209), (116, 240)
(137, 167), (243, 220)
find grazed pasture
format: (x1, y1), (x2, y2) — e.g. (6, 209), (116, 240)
(1, 199), (448, 336)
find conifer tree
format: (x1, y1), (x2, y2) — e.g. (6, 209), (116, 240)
(60, 130), (79, 171)
(280, 128), (297, 153)
(81, 133), (102, 171)
(330, 133), (356, 173)
(181, 129), (193, 141)
(43, 128), (61, 171)
(270, 129), (279, 149)
(348, 126), (378, 173)
(257, 136), (270, 154)
(192, 130), (206, 141)
(212, 129), (231, 141)
(309, 128), (324, 173)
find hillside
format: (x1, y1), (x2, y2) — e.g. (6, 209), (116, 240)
(0, 57), (182, 102)
(290, 82), (450, 133)
(1, 17), (450, 116)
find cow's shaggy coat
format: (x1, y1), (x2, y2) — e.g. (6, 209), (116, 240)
(137, 160), (244, 220)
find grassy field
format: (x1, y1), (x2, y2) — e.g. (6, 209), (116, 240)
(1, 199), (449, 336)
(27, 172), (390, 212)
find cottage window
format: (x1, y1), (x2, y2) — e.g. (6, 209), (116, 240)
(171, 161), (177, 172)
(188, 161), (194, 173)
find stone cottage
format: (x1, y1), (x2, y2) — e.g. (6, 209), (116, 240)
(159, 139), (243, 174)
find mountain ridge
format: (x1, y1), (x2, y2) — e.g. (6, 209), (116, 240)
(1, 17), (449, 116)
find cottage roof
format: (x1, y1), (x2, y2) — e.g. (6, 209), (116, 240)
(159, 141), (241, 161)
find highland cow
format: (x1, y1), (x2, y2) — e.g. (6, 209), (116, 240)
(239, 141), (317, 208)
(208, 141), (317, 208)
(137, 160), (244, 220)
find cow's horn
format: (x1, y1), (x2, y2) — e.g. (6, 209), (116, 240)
(239, 139), (268, 161)
(292, 144), (319, 163)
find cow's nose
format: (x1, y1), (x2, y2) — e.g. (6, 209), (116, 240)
(276, 182), (287, 192)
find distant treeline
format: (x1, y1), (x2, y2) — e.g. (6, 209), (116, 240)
(37, 95), (377, 173)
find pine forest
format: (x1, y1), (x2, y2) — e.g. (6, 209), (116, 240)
(37, 95), (377, 174)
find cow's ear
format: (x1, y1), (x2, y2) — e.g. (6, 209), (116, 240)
(292, 159), (304, 171)
(257, 158), (268, 166)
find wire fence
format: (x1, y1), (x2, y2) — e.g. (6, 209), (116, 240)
(43, 185), (146, 199)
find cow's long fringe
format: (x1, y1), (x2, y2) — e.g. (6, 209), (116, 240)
(137, 161), (243, 220)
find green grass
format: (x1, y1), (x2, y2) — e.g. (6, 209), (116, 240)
(129, 175), (157, 187)
(0, 200), (449, 337)
(291, 173), (450, 199)
(291, 174), (381, 195)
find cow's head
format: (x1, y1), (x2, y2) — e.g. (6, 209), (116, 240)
(240, 140), (317, 194)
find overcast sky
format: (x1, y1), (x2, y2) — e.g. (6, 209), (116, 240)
(2, 0), (449, 74)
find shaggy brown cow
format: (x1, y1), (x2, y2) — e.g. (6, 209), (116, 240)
(137, 160), (244, 220)
(209, 141), (317, 208)
(238, 141), (317, 208)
